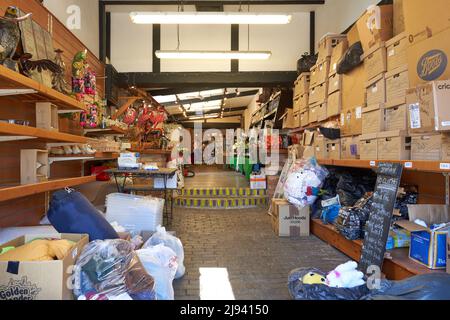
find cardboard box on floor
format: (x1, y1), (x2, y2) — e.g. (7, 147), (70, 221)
(407, 28), (450, 87)
(395, 205), (450, 269)
(403, 0), (450, 45)
(271, 199), (310, 237)
(356, 4), (393, 53)
(0, 233), (88, 300)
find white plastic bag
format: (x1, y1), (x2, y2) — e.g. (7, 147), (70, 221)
(136, 244), (178, 300)
(143, 226), (186, 279)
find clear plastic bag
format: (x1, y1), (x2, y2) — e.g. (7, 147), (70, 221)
(73, 239), (156, 300)
(136, 244), (178, 300)
(143, 226), (185, 279)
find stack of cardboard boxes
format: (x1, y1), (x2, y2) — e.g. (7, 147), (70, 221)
(293, 73), (310, 128)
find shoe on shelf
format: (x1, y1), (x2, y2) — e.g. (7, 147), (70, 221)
(50, 147), (64, 155)
(72, 145), (82, 155)
(63, 145), (73, 155)
(81, 144), (96, 155)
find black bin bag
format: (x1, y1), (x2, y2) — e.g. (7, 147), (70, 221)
(48, 188), (119, 241)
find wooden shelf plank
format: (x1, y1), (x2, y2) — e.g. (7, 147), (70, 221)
(0, 176), (96, 202)
(0, 122), (88, 143)
(311, 219), (444, 280)
(0, 65), (86, 111)
(84, 126), (128, 135)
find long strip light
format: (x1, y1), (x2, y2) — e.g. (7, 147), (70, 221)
(155, 50), (271, 60)
(130, 12), (292, 25)
(188, 114), (220, 120)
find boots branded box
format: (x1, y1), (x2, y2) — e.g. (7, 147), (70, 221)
(0, 233), (88, 300)
(271, 199), (310, 237)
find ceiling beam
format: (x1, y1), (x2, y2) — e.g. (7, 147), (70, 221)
(181, 122), (242, 129)
(103, 0), (324, 5)
(118, 72), (297, 89)
(162, 89), (259, 106)
(148, 87), (227, 96)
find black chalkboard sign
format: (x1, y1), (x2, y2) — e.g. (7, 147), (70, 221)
(359, 162), (403, 275)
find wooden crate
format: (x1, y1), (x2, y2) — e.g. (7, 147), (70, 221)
(20, 149), (49, 185)
(36, 102), (59, 131)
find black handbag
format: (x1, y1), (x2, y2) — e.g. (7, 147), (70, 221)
(337, 41), (364, 74)
(297, 52), (318, 74)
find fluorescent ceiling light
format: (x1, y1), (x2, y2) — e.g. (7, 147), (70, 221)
(130, 12), (292, 25)
(154, 95), (177, 103)
(155, 50), (271, 60)
(188, 114), (220, 120)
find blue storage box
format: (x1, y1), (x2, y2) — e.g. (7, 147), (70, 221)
(395, 205), (450, 270)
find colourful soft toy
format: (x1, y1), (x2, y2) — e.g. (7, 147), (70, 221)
(326, 261), (365, 288)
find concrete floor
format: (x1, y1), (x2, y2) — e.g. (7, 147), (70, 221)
(172, 207), (348, 300)
(183, 165), (249, 188)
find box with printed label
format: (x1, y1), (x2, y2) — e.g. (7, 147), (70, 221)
(328, 73), (342, 95)
(341, 136), (360, 159)
(395, 205), (450, 269)
(299, 92), (309, 111)
(363, 43), (387, 82)
(271, 199), (310, 237)
(294, 73), (310, 98)
(317, 34), (348, 64)
(385, 98), (408, 132)
(407, 28), (450, 87)
(377, 130), (411, 160)
(327, 91), (341, 118)
(300, 110), (309, 127)
(0, 233), (89, 300)
(362, 103), (385, 134)
(314, 135), (328, 160)
(386, 32), (407, 71)
(250, 173), (267, 190)
(411, 133), (450, 161)
(317, 102), (327, 122)
(308, 104), (318, 124)
(406, 85), (435, 134)
(326, 139), (341, 160)
(359, 133), (379, 160)
(309, 82), (328, 106)
(366, 73), (386, 106)
(403, 0), (450, 45)
(386, 65), (409, 102)
(329, 40), (348, 76)
(342, 64), (367, 110)
(357, 4), (393, 53)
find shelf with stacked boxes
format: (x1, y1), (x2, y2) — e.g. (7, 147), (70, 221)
(311, 219), (444, 280)
(0, 65), (87, 112)
(0, 175), (96, 202)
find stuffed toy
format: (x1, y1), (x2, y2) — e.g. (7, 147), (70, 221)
(302, 271), (327, 285)
(325, 261), (365, 288)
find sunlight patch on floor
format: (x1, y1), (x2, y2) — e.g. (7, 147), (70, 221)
(199, 268), (235, 300)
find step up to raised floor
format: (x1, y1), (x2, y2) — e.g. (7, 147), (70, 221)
(174, 196), (268, 209)
(179, 187), (267, 197)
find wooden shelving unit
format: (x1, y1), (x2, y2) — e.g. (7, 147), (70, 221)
(0, 176), (96, 202)
(0, 122), (88, 143)
(311, 219), (444, 280)
(0, 65), (87, 111)
(84, 126), (128, 136)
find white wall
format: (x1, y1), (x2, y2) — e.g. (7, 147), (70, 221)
(107, 4), (312, 72)
(315, 0), (379, 49)
(44, 0), (99, 57)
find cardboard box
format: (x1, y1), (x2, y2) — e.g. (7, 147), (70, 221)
(366, 73), (386, 106)
(314, 135), (328, 159)
(294, 73), (310, 98)
(309, 104), (318, 124)
(327, 91), (341, 118)
(302, 130), (316, 147)
(310, 64), (319, 88)
(0, 233), (88, 300)
(341, 136), (360, 159)
(378, 130), (411, 160)
(329, 40), (348, 76)
(302, 146), (315, 159)
(288, 144), (304, 160)
(316, 58), (331, 86)
(406, 84), (435, 134)
(342, 64), (367, 110)
(362, 103), (385, 134)
(317, 102), (327, 122)
(360, 133), (379, 160)
(299, 92), (309, 112)
(328, 73), (342, 95)
(393, 0), (405, 36)
(411, 133), (450, 161)
(317, 34), (347, 64)
(250, 173), (267, 190)
(363, 43), (387, 82)
(395, 205), (450, 269)
(386, 32), (407, 71)
(271, 199), (310, 237)
(327, 139), (341, 160)
(293, 96), (301, 114)
(309, 82), (328, 106)
(385, 98), (408, 132)
(403, 0), (450, 45)
(293, 111), (301, 128)
(386, 65), (409, 102)
(300, 110), (309, 127)
(407, 28), (450, 86)
(357, 4), (393, 53)
(340, 106), (363, 137)
(282, 109), (297, 129)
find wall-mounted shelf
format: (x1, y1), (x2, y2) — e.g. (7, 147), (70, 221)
(0, 65), (87, 111)
(0, 122), (88, 143)
(311, 219), (444, 280)
(83, 126), (128, 136)
(0, 175), (96, 202)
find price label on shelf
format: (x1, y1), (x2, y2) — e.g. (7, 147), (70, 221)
(370, 161), (376, 167)
(440, 163), (450, 170)
(404, 162), (413, 169)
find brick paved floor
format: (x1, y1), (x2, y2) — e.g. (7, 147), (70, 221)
(172, 207), (348, 300)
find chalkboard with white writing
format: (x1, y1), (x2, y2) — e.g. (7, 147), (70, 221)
(359, 162), (403, 275)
